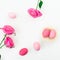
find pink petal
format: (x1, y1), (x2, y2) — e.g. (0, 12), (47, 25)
(2, 25), (15, 35)
(4, 37), (14, 48)
(28, 8), (37, 18)
(35, 9), (42, 17)
(28, 8), (42, 18)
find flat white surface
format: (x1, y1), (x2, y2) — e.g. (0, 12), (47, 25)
(0, 0), (60, 60)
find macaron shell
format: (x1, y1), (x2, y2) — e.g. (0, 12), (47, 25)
(8, 12), (16, 19)
(33, 42), (40, 51)
(42, 28), (51, 38)
(19, 48), (28, 56)
(49, 29), (56, 39)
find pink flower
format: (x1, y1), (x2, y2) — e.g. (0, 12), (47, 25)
(28, 8), (42, 18)
(4, 37), (14, 48)
(0, 25), (15, 35)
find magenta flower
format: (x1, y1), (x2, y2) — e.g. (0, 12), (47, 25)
(0, 25), (15, 35)
(28, 8), (42, 18)
(28, 0), (43, 18)
(0, 25), (15, 49)
(4, 37), (14, 48)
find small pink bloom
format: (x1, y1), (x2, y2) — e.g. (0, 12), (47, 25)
(28, 8), (42, 18)
(4, 37), (14, 48)
(0, 25), (15, 35)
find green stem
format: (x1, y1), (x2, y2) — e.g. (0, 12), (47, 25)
(0, 34), (7, 46)
(0, 55), (1, 60)
(36, 0), (41, 9)
(0, 44), (5, 49)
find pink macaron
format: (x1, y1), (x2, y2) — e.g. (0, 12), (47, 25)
(42, 28), (51, 38)
(33, 42), (40, 51)
(49, 29), (56, 39)
(19, 48), (28, 56)
(42, 28), (56, 39)
(8, 12), (16, 19)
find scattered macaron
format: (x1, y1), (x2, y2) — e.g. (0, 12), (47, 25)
(42, 28), (51, 38)
(49, 29), (56, 39)
(8, 12), (16, 19)
(19, 48), (28, 56)
(42, 28), (56, 39)
(33, 42), (40, 51)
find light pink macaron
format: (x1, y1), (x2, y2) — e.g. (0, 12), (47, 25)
(8, 12), (16, 19)
(49, 29), (56, 39)
(33, 42), (40, 51)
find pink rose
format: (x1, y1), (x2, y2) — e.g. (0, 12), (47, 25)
(28, 8), (42, 18)
(0, 25), (15, 35)
(4, 37), (14, 48)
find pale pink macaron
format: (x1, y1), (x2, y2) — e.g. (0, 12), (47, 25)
(8, 12), (16, 19)
(33, 42), (40, 51)
(49, 29), (56, 39)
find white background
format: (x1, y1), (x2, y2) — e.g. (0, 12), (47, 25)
(0, 0), (60, 60)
